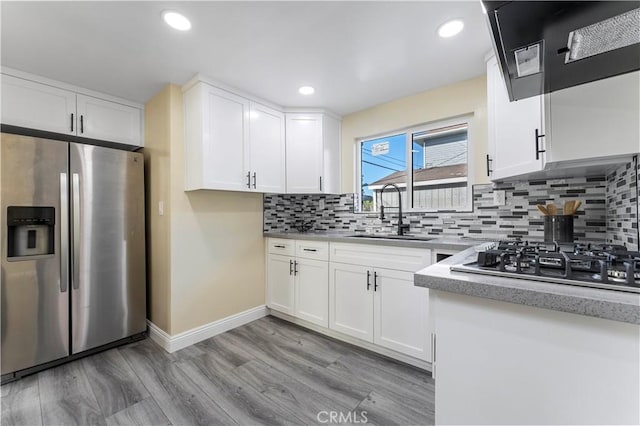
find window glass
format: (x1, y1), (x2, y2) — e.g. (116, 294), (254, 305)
(359, 134), (406, 212)
(357, 120), (470, 212)
(411, 124), (468, 210)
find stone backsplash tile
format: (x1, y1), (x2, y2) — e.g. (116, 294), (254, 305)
(265, 175), (612, 243)
(606, 157), (639, 251)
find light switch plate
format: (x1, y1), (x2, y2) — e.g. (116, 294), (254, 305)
(493, 190), (506, 206)
(158, 201), (164, 216)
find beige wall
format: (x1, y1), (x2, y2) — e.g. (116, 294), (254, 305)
(145, 84), (265, 335)
(340, 75), (489, 193)
(143, 86), (172, 332)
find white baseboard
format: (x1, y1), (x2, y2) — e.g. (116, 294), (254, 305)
(269, 309), (432, 372)
(147, 305), (268, 353)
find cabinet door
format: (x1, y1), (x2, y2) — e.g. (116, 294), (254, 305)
(1, 75), (76, 135)
(487, 56), (545, 180)
(373, 268), (430, 360)
(294, 258), (329, 327)
(266, 254), (294, 315)
(285, 114), (323, 193)
(76, 94), (142, 146)
(546, 71), (640, 163)
(249, 103), (285, 193)
(202, 87), (251, 191)
(329, 262), (373, 342)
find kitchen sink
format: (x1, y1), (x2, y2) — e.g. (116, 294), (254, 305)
(346, 234), (435, 242)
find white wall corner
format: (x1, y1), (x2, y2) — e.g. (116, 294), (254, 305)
(147, 305), (268, 353)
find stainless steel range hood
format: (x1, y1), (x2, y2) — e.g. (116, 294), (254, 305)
(483, 1), (640, 101)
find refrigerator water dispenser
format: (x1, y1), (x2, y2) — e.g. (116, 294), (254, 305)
(7, 206), (55, 258)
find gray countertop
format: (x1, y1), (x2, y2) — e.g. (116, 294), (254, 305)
(415, 247), (640, 325)
(264, 231), (477, 251)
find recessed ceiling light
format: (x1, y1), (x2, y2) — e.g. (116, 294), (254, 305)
(298, 86), (315, 95)
(163, 11), (191, 31)
(438, 19), (464, 38)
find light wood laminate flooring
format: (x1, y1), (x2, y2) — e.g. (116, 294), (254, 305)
(1, 316), (434, 425)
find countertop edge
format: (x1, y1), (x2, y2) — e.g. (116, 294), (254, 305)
(263, 231), (476, 251)
(414, 249), (640, 325)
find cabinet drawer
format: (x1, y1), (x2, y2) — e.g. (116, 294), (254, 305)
(330, 242), (431, 272)
(267, 238), (295, 256)
(295, 240), (329, 261)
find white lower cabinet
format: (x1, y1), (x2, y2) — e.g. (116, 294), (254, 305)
(266, 253), (295, 315)
(266, 239), (329, 327)
(294, 258), (329, 327)
(329, 262), (430, 361)
(267, 238), (433, 363)
(374, 268), (429, 360)
(329, 263), (374, 342)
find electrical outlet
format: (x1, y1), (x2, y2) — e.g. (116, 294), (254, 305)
(493, 190), (506, 206)
(158, 201), (164, 216)
(318, 199), (325, 210)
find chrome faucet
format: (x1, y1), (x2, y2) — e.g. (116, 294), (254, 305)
(379, 183), (410, 236)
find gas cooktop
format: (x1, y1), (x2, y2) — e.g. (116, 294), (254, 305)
(451, 240), (640, 294)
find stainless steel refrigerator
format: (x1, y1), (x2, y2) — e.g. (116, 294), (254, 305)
(1, 133), (146, 378)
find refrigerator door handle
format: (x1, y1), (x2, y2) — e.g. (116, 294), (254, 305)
(71, 173), (80, 290)
(60, 173), (69, 293)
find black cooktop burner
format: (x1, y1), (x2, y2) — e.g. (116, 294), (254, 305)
(474, 240), (640, 289)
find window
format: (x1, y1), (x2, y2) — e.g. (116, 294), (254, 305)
(356, 117), (471, 212)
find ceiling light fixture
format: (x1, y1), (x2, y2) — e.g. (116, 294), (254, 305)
(163, 11), (191, 31)
(298, 86), (315, 95)
(438, 19), (464, 38)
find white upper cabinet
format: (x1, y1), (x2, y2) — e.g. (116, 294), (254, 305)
(184, 83), (250, 191)
(487, 54), (639, 181)
(285, 112), (341, 194)
(249, 102), (285, 193)
(183, 80), (286, 193)
(1, 74), (76, 136)
(487, 55), (545, 180)
(544, 71), (640, 163)
(1, 71), (143, 147)
(76, 94), (142, 146)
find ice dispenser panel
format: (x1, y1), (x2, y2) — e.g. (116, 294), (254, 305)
(7, 206), (55, 258)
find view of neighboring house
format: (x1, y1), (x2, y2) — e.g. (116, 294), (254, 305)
(368, 163), (468, 211)
(363, 124), (469, 211)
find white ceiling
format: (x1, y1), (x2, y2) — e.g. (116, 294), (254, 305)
(1, 1), (492, 116)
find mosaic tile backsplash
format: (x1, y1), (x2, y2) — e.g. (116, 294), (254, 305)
(265, 159), (640, 248)
(606, 157), (639, 251)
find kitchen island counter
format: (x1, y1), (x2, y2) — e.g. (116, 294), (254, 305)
(415, 246), (640, 324)
(417, 247), (640, 425)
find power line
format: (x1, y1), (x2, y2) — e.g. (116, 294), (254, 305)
(361, 147), (406, 166)
(362, 160), (403, 173)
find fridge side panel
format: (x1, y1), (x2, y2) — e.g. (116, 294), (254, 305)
(1, 134), (70, 375)
(70, 143), (146, 354)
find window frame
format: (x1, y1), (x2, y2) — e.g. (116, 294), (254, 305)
(354, 114), (475, 213)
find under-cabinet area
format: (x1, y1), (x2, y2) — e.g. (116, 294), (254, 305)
(265, 236), (441, 367)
